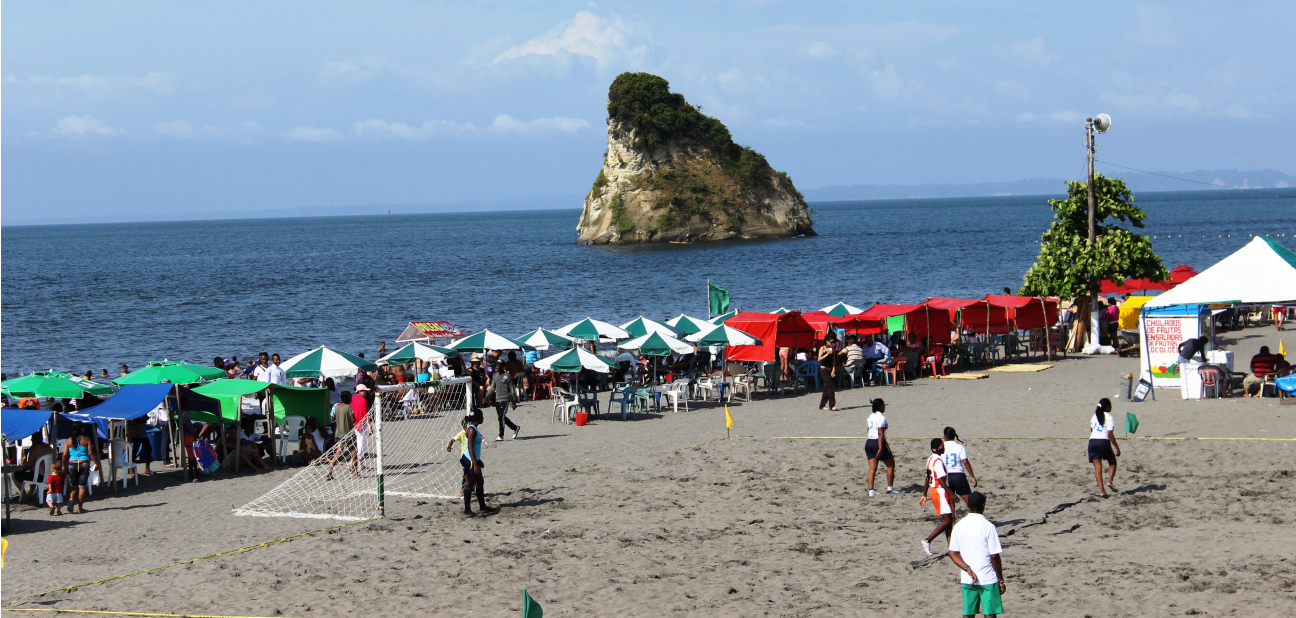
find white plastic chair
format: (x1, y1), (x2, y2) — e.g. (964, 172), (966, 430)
(22, 453), (55, 504)
(277, 416), (307, 463)
(659, 379), (690, 413)
(111, 440), (138, 488)
(551, 388), (580, 425)
(729, 374), (753, 402)
(695, 377), (721, 402)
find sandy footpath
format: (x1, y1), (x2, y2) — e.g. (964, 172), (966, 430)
(3, 328), (1294, 616)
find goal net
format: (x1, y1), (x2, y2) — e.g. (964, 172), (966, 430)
(234, 377), (472, 521)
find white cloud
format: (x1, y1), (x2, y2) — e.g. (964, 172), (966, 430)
(29, 72), (176, 95)
(283, 126), (344, 142)
(799, 42), (836, 60)
(865, 65), (909, 99)
(352, 115), (591, 140)
(153, 120), (268, 142)
(1007, 38), (1054, 69)
(154, 119), (195, 138)
(50, 115), (124, 137)
(319, 55), (388, 82)
(493, 12), (647, 69)
(489, 115), (591, 135)
(1129, 4), (1182, 48)
(1016, 110), (1085, 123)
(353, 119), (473, 140)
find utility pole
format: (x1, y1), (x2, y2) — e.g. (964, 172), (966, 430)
(1086, 118), (1099, 347)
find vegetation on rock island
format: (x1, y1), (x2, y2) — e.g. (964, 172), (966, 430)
(1020, 175), (1168, 299)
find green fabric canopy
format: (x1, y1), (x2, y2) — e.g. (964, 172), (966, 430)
(270, 384), (330, 427)
(113, 360), (225, 386)
(48, 372), (114, 397)
(555, 318), (628, 342)
(618, 332), (692, 356)
(2, 372), (90, 399)
(665, 314), (711, 335)
(192, 379), (270, 423)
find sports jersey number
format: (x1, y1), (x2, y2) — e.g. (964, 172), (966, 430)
(945, 453), (959, 468)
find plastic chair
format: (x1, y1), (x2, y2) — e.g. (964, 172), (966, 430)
(277, 416), (306, 463)
(797, 361), (821, 392)
(111, 439), (139, 488)
(21, 453), (54, 505)
(841, 361), (865, 388)
(695, 376), (721, 402)
(922, 347), (947, 378)
(1198, 366), (1226, 399)
(530, 372), (553, 401)
(550, 388), (580, 424)
(576, 387), (601, 418)
(608, 387), (638, 420)
(729, 374), (754, 402)
(884, 356), (909, 386)
(659, 379), (691, 413)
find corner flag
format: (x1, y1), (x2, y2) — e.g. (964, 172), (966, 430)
(522, 589), (542, 618)
(1280, 339), (1287, 357)
(709, 283), (730, 315)
(725, 404), (733, 429)
(1125, 412), (1139, 434)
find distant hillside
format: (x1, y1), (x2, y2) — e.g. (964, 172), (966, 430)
(804, 169), (1296, 201)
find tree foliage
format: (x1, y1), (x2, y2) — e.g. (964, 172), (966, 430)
(1019, 175), (1168, 299)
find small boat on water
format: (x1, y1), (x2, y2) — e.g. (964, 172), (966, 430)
(669, 234), (692, 245)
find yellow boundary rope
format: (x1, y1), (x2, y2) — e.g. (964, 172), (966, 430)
(3, 519), (373, 609)
(747, 435), (1293, 441)
(7, 609), (303, 618)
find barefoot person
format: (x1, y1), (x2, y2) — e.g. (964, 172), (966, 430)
(458, 408), (495, 515)
(817, 332), (840, 410)
(919, 438), (956, 556)
(865, 399), (898, 497)
(949, 492), (1006, 618)
(942, 427), (978, 507)
(61, 424), (102, 514)
(1088, 398), (1121, 498)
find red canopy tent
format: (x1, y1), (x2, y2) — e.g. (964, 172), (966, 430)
(1113, 278), (1175, 295)
(801, 311), (884, 339)
(724, 311), (818, 362)
(923, 298), (1013, 335)
(983, 295), (1059, 331)
(1169, 264), (1198, 284)
(859, 303), (952, 344)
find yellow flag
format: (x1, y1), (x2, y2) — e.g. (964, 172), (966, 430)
(724, 404), (733, 429)
(1281, 339), (1287, 357)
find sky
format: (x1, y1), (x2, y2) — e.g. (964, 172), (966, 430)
(3, 1), (1295, 223)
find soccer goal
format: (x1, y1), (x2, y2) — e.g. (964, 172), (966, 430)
(234, 377), (472, 521)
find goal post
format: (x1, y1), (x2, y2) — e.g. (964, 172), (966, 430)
(234, 377), (472, 522)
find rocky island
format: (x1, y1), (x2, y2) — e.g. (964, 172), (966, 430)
(576, 73), (816, 244)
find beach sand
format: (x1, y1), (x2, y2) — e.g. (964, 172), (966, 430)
(3, 328), (1294, 616)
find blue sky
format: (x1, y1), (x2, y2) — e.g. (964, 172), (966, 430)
(3, 1), (1294, 222)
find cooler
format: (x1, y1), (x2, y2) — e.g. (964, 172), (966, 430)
(1180, 361), (1204, 399)
(1208, 350), (1234, 373)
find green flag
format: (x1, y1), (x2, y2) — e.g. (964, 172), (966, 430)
(522, 589), (543, 618)
(708, 283), (730, 315)
(1125, 412), (1139, 434)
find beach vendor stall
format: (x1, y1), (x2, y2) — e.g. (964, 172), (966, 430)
(858, 304), (952, 345)
(1138, 304), (1214, 393)
(723, 311), (816, 362)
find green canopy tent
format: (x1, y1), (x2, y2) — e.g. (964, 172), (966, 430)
(532, 347), (613, 373)
(2, 372), (90, 399)
(270, 384), (330, 426)
(112, 360), (226, 386)
(448, 329), (536, 354)
(48, 372), (114, 397)
(191, 379), (271, 471)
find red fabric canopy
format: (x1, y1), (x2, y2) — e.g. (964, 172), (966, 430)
(960, 304), (1013, 335)
(1099, 279), (1124, 295)
(858, 303), (926, 319)
(860, 304), (951, 344)
(801, 311), (884, 338)
(1114, 278), (1175, 294)
(724, 311), (818, 362)
(1169, 265), (1197, 284)
(984, 295), (1058, 330)
(923, 297), (983, 310)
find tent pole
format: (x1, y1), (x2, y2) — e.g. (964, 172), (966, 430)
(268, 387), (278, 464)
(234, 395), (241, 473)
(175, 384), (189, 482)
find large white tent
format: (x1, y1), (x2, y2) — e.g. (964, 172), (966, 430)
(1146, 237), (1296, 307)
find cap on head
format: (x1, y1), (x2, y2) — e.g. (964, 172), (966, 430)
(968, 491), (987, 510)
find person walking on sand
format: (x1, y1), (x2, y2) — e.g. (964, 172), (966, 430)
(325, 391), (356, 480)
(61, 424), (102, 514)
(919, 438), (956, 556)
(942, 427), (978, 507)
(949, 492), (1006, 618)
(458, 408), (494, 515)
(489, 364), (521, 441)
(1088, 398), (1121, 498)
(818, 332), (840, 410)
(865, 398), (898, 497)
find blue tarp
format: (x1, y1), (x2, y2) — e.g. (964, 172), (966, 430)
(60, 384), (174, 439)
(2, 407), (53, 441)
(1277, 374), (1296, 395)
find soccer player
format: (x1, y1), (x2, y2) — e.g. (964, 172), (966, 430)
(864, 399), (898, 497)
(918, 438), (956, 556)
(942, 427), (978, 507)
(1088, 398), (1121, 498)
(949, 492), (1005, 617)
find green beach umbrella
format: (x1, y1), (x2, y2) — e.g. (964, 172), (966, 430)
(47, 372), (114, 397)
(619, 316), (681, 339)
(448, 329), (536, 353)
(617, 332), (694, 356)
(281, 346), (378, 380)
(688, 324), (763, 347)
(1, 371), (90, 399)
(380, 342), (456, 365)
(709, 309), (738, 323)
(665, 314), (712, 335)
(533, 347), (612, 373)
(821, 302), (865, 317)
(554, 318), (629, 342)
(192, 379), (271, 422)
(112, 360), (226, 386)
(517, 327), (575, 351)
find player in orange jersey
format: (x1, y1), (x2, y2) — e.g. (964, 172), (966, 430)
(918, 438), (956, 556)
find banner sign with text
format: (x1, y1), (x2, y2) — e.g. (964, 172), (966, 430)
(397, 321), (465, 342)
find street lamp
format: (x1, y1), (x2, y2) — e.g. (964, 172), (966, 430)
(1085, 113), (1111, 347)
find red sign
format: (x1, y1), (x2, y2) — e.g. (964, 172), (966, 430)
(398, 321), (465, 342)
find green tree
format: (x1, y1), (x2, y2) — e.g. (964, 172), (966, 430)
(1020, 175), (1168, 299)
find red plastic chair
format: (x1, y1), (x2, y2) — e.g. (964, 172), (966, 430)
(1198, 366), (1226, 399)
(884, 356), (908, 386)
(530, 371), (553, 401)
(922, 347), (947, 378)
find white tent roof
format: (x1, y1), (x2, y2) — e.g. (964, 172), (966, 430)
(1146, 237), (1296, 307)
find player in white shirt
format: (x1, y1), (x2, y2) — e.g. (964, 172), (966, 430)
(918, 438), (956, 556)
(949, 491), (1005, 617)
(1087, 397), (1122, 498)
(942, 427), (978, 507)
(864, 399), (899, 497)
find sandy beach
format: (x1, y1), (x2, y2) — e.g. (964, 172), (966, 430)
(4, 328), (1294, 617)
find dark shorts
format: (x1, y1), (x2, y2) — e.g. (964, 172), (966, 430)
(68, 461), (91, 489)
(1088, 438), (1116, 464)
(865, 439), (892, 461)
(946, 472), (971, 496)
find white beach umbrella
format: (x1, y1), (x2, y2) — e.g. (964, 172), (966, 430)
(281, 346), (378, 380)
(554, 318), (629, 342)
(516, 327), (576, 351)
(685, 323), (763, 346)
(665, 314), (713, 335)
(617, 332), (695, 355)
(619, 316), (682, 338)
(533, 347), (613, 373)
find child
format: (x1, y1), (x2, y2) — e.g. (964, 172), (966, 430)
(46, 460), (66, 516)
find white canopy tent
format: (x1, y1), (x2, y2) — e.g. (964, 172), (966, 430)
(1146, 237), (1296, 308)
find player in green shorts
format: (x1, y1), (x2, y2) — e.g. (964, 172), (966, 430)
(948, 492), (1005, 617)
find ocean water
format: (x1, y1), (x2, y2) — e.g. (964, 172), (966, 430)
(2, 189), (1293, 375)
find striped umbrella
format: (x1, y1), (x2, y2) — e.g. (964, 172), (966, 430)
(533, 348), (612, 373)
(665, 314), (712, 335)
(619, 316), (681, 339)
(617, 332), (694, 356)
(517, 327), (576, 351)
(380, 342), (455, 365)
(709, 309), (739, 324)
(687, 324), (763, 346)
(448, 329), (536, 353)
(821, 302), (865, 317)
(280, 347), (377, 380)
(555, 318), (629, 342)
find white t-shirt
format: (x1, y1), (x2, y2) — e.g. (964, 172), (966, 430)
(925, 454), (948, 487)
(254, 365), (272, 382)
(949, 513), (1003, 585)
(1089, 413), (1114, 440)
(267, 364), (287, 386)
(943, 440), (968, 474)
(866, 412), (888, 439)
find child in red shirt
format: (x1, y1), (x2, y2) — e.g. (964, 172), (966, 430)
(46, 460), (66, 516)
